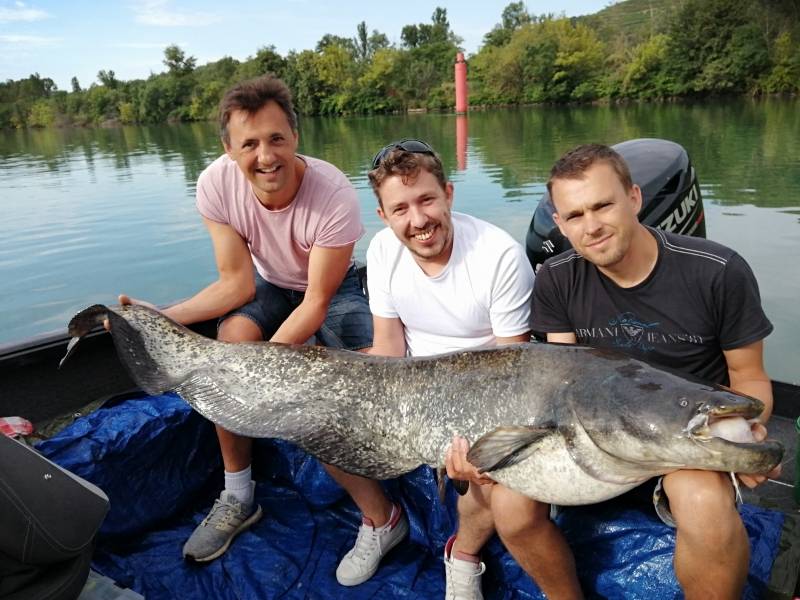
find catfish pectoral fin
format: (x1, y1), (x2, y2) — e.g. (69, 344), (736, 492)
(436, 467), (447, 503)
(436, 467), (469, 503)
(59, 304), (110, 369)
(451, 478), (469, 496)
(468, 426), (554, 473)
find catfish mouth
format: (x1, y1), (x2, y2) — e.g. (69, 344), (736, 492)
(683, 396), (764, 443)
(681, 395), (784, 475)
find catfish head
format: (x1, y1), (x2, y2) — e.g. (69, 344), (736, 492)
(568, 351), (784, 477)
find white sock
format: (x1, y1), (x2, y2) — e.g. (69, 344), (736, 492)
(224, 466), (253, 505)
(376, 503), (399, 532)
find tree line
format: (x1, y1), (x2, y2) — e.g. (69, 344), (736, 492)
(1, 0), (798, 130)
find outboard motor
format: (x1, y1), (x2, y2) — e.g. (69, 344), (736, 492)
(525, 138), (706, 271)
(0, 434), (109, 599)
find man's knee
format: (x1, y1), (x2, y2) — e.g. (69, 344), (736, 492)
(218, 315), (263, 342)
(664, 471), (739, 532)
(457, 482), (494, 518)
(491, 486), (550, 540)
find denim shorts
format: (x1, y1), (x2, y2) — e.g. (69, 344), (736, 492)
(221, 264), (373, 350)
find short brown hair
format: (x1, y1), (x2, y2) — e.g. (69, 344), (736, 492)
(368, 149), (447, 205)
(219, 75), (297, 144)
(547, 144), (633, 196)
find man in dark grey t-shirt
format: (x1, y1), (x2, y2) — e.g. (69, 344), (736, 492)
(531, 143), (778, 600)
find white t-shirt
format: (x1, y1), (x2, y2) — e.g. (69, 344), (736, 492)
(367, 212), (535, 357)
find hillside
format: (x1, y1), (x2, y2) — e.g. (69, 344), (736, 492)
(578, 0), (685, 46)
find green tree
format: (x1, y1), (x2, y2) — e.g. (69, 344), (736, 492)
(97, 69), (118, 89)
(762, 31), (800, 92)
(163, 44), (197, 76)
(252, 46), (287, 78)
(401, 25), (420, 48)
(621, 34), (673, 98)
(316, 34), (356, 55)
(284, 50), (326, 115)
(666, 0), (769, 95)
(484, 2), (531, 47)
(85, 84), (117, 121)
(27, 99), (55, 127)
(138, 76), (183, 123)
(355, 47), (403, 112)
(118, 101), (137, 124)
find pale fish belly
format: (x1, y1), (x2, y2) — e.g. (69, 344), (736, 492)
(485, 435), (644, 506)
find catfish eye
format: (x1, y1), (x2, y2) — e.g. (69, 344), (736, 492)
(679, 398), (688, 407)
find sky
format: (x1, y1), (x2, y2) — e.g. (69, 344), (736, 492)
(0, 0), (614, 91)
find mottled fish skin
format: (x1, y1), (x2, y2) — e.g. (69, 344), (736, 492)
(64, 304), (784, 506)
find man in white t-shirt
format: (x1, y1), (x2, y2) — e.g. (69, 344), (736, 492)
(361, 140), (582, 599)
(116, 76), (375, 565)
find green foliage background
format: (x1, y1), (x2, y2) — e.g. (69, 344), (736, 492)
(2, 1), (798, 130)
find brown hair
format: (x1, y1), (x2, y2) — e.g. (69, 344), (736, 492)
(547, 144), (633, 196)
(368, 149), (447, 205)
(218, 75), (297, 144)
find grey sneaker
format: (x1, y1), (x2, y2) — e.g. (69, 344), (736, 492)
(335, 505), (409, 586)
(444, 535), (485, 600)
(182, 484), (262, 563)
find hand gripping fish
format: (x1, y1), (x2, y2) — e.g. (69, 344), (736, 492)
(61, 304), (783, 506)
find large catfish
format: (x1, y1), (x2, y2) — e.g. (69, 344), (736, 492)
(62, 304), (783, 505)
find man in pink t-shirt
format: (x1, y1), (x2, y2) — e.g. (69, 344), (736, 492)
(117, 76), (389, 567)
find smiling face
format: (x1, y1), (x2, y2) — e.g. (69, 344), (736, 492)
(223, 100), (299, 209)
(550, 162), (643, 271)
(376, 169), (455, 275)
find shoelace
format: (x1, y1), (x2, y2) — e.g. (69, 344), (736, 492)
(202, 498), (239, 529)
(350, 524), (381, 562)
(446, 559), (486, 599)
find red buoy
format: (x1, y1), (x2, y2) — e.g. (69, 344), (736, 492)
(455, 52), (468, 114)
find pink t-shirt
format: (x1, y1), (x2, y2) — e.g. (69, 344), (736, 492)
(196, 154), (364, 291)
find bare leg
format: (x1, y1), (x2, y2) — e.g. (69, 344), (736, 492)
(323, 464), (394, 525)
(214, 316), (262, 472)
(492, 486), (582, 599)
(663, 470), (748, 600)
(452, 482), (495, 555)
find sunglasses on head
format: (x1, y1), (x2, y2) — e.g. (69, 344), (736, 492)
(370, 139), (436, 169)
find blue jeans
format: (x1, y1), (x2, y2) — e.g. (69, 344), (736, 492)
(221, 265), (373, 350)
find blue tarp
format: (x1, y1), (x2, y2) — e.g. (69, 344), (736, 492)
(37, 392), (785, 599)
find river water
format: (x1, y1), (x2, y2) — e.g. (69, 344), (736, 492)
(1, 98), (798, 382)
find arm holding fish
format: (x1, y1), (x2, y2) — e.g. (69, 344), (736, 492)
(162, 218), (256, 325)
(715, 255), (777, 487)
(446, 243), (534, 485)
(724, 340), (780, 488)
(546, 332), (577, 344)
(113, 219), (255, 326)
(368, 316), (407, 357)
(269, 243), (354, 344)
(446, 436), (496, 485)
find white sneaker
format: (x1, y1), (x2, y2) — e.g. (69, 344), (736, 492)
(444, 535), (486, 600)
(335, 504), (409, 586)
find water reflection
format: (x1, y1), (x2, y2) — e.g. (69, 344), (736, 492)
(1, 98), (798, 382)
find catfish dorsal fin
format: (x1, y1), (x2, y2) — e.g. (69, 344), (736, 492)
(467, 426), (553, 474)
